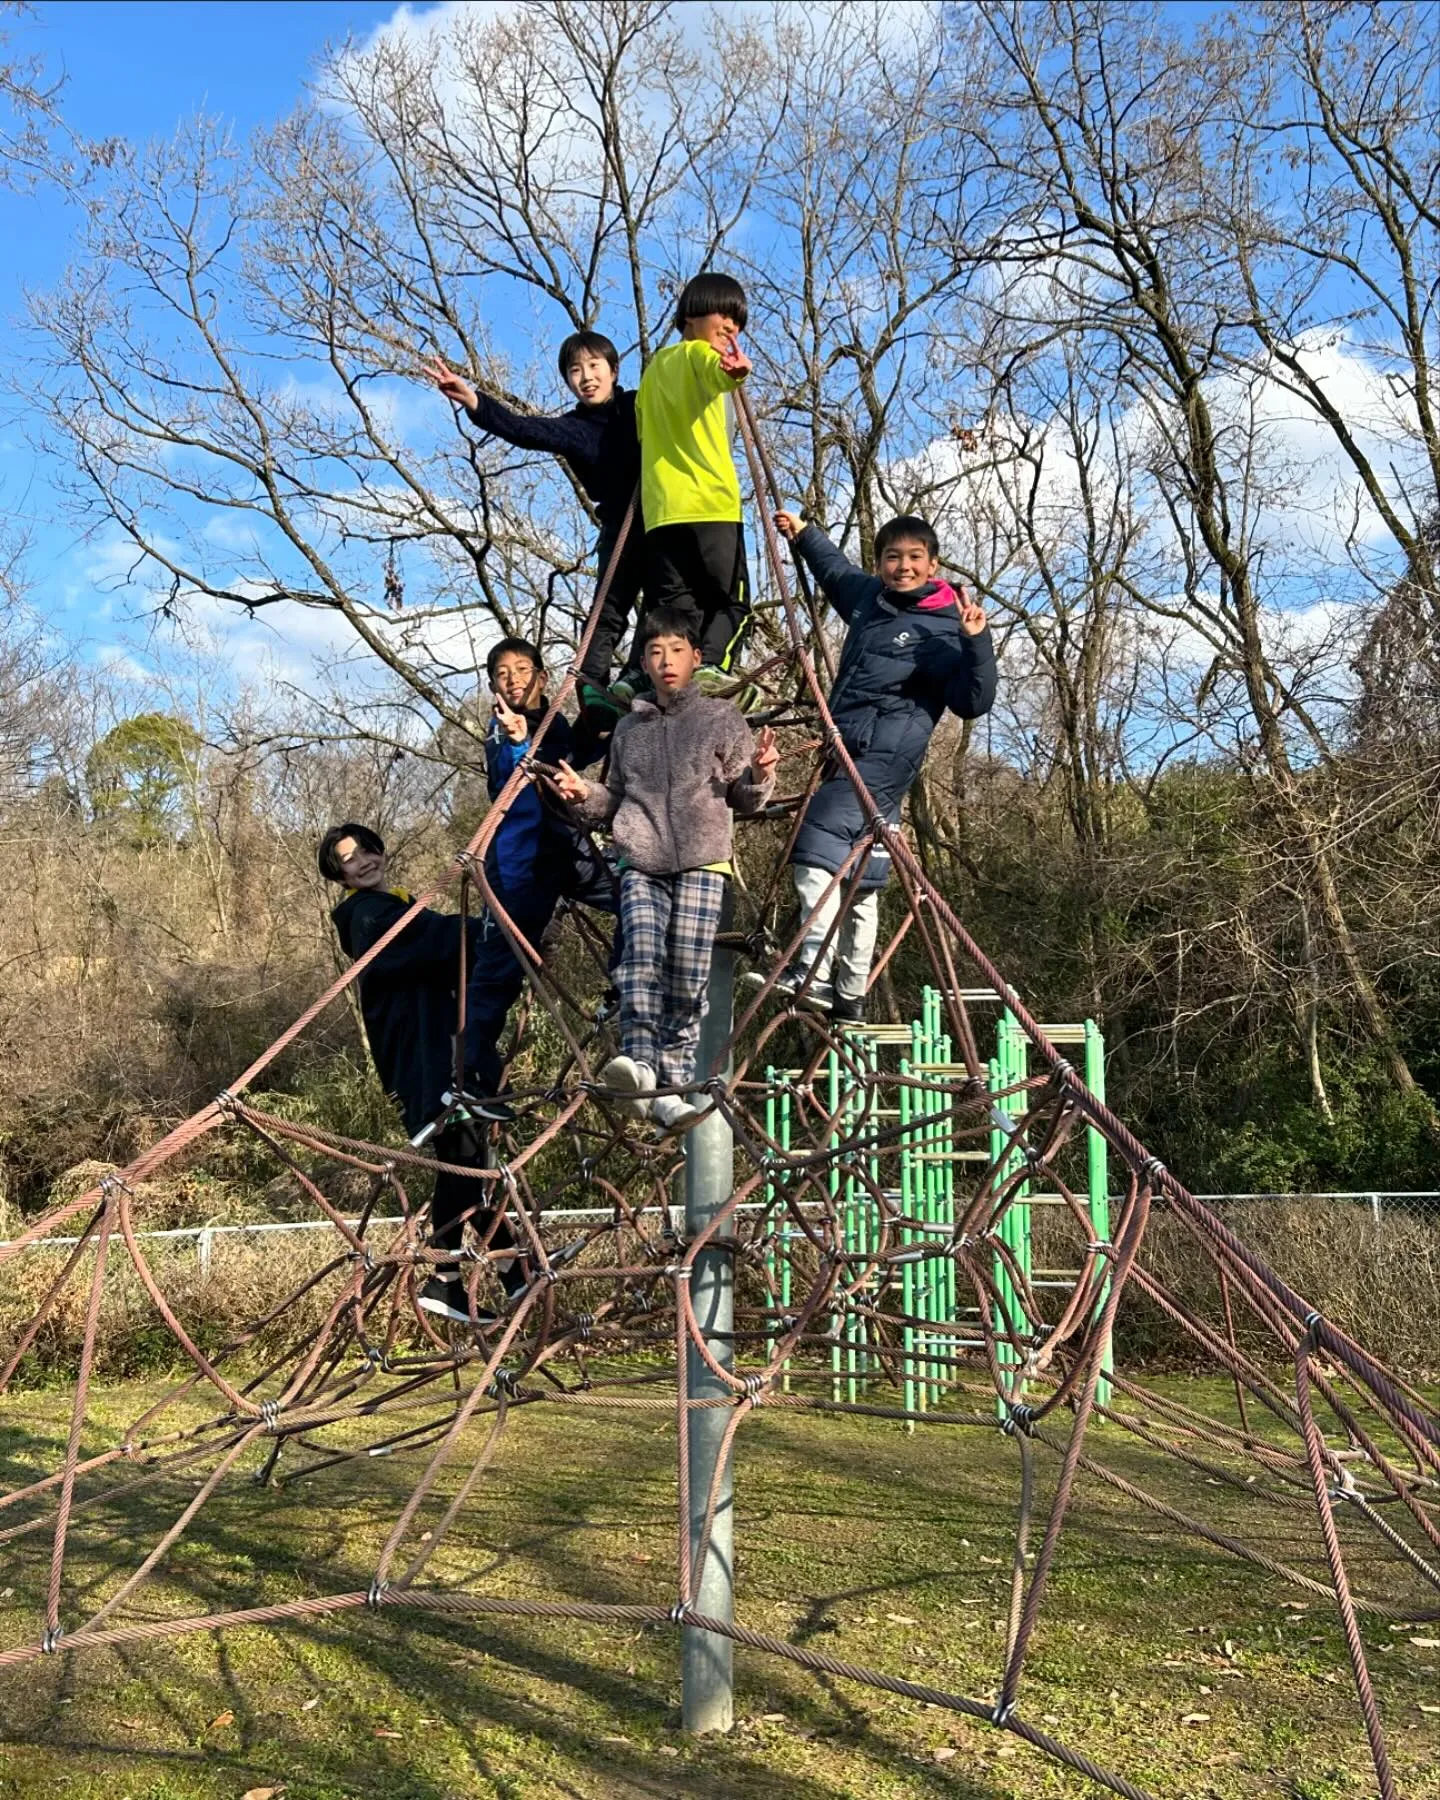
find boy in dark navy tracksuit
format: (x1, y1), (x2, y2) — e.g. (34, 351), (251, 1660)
(462, 637), (620, 1106)
(753, 511), (997, 1022)
(320, 822), (526, 1325)
(424, 333), (644, 733)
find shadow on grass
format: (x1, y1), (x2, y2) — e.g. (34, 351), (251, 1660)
(0, 1399), (1016, 1799)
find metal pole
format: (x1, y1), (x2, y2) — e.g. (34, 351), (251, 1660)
(682, 890), (735, 1733)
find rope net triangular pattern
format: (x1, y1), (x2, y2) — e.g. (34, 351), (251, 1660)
(1, 389), (1436, 1800)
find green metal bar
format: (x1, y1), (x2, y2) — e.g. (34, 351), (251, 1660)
(1085, 1018), (1113, 1410)
(899, 1052), (917, 1426)
(828, 1046), (842, 1404)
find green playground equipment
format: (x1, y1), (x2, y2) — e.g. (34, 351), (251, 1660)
(762, 987), (1112, 1418)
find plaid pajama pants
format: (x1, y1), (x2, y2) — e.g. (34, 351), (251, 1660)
(617, 867), (727, 1088)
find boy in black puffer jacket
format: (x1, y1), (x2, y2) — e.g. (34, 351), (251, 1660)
(321, 822), (526, 1325)
(753, 511), (997, 1022)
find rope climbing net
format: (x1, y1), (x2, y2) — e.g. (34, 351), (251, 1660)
(1, 392), (1436, 1800)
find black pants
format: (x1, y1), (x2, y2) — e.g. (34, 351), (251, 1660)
(462, 854), (622, 1098)
(431, 1115), (521, 1292)
(643, 522), (751, 671)
(578, 525), (647, 686)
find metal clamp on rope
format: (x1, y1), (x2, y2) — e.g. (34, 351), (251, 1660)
(1142, 1156), (1168, 1185)
(1303, 1309), (1324, 1351)
(668, 1600), (687, 1624)
(574, 1312), (593, 1341)
(363, 1345), (386, 1371)
(214, 1088), (238, 1115)
(1085, 1240), (1112, 1258)
(260, 1399), (283, 1434)
(742, 1373), (767, 1399)
(990, 1699), (1015, 1727)
(366, 1578), (390, 1608)
(1049, 1058), (1075, 1090)
(454, 848), (479, 872)
(1001, 1402), (1037, 1438)
(40, 1626), (63, 1654)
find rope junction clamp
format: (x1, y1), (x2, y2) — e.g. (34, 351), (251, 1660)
(40, 1627), (63, 1654)
(260, 1399), (283, 1434)
(366, 1578), (390, 1608)
(1001, 1402), (1037, 1438)
(1303, 1309), (1324, 1350)
(991, 1699), (1016, 1728)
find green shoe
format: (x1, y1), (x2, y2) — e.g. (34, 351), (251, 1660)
(579, 681), (625, 722)
(693, 665), (732, 697)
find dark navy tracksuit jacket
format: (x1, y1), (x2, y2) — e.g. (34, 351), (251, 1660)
(464, 700), (619, 1093)
(790, 525), (998, 891)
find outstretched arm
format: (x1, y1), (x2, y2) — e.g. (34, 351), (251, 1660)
(423, 355), (590, 457)
(780, 518), (874, 625)
(550, 758), (622, 828)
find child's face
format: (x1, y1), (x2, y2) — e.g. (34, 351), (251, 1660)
(564, 350), (615, 407)
(643, 632), (703, 696)
(683, 311), (741, 354)
(334, 835), (388, 891)
(878, 535), (940, 594)
(493, 652), (545, 711)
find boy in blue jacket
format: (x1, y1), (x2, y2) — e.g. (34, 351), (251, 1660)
(751, 511), (997, 1022)
(425, 333), (644, 725)
(463, 636), (620, 1109)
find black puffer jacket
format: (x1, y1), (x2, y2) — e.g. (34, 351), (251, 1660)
(331, 889), (480, 1136)
(790, 525), (998, 889)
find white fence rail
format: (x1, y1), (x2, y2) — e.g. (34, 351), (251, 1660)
(4, 1191), (1437, 1268)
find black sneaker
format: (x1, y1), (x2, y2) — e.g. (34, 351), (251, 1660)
(831, 992), (866, 1025)
(741, 964), (833, 1013)
(418, 1275), (474, 1323)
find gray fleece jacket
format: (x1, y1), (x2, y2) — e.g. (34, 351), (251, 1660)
(572, 683), (773, 874)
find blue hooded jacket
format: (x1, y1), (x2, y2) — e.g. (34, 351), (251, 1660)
(789, 524), (998, 888)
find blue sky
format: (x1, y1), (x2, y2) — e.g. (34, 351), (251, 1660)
(1, 0), (407, 676)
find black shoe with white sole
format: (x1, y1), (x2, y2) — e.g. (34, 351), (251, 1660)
(831, 992), (866, 1025)
(418, 1275), (475, 1323)
(741, 964), (833, 1012)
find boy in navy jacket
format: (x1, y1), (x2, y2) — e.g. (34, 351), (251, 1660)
(425, 333), (644, 725)
(753, 512), (997, 1022)
(464, 637), (620, 1107)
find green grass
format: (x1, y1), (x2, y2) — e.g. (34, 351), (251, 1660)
(0, 1374), (1436, 1800)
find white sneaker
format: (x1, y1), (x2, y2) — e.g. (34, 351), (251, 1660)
(651, 1092), (700, 1134)
(600, 1054), (656, 1119)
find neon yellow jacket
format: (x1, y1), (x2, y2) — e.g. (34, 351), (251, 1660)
(636, 339), (744, 529)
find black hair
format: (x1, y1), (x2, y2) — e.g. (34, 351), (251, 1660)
(674, 270), (748, 335)
(486, 636), (544, 687)
(636, 606), (704, 653)
(557, 329), (619, 382)
(318, 821), (385, 883)
(874, 514), (940, 560)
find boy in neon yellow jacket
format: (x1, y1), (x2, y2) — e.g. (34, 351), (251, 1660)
(635, 271), (754, 682)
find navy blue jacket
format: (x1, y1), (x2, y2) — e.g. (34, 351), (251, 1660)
(465, 388), (640, 538)
(790, 525), (998, 888)
(331, 889), (480, 1136)
(484, 701), (617, 911)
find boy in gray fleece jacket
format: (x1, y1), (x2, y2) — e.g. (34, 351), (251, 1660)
(552, 605), (777, 1130)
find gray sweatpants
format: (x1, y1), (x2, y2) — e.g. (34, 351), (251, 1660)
(792, 864), (881, 1002)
